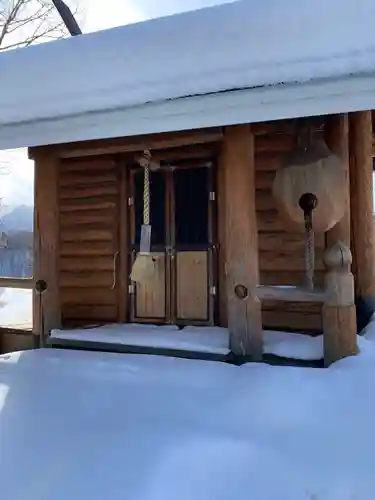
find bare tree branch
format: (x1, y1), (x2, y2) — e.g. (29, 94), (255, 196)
(0, 0), (80, 51)
(51, 0), (81, 35)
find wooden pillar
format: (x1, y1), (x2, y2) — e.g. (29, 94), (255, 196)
(32, 149), (60, 344)
(222, 125), (262, 360)
(217, 151), (228, 327)
(325, 114), (350, 247)
(349, 111), (375, 332)
(322, 242), (358, 366)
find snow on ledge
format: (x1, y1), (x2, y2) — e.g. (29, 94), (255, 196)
(263, 331), (323, 361)
(50, 324), (231, 356)
(51, 324), (327, 361)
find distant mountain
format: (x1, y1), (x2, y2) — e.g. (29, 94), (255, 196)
(0, 205), (33, 233)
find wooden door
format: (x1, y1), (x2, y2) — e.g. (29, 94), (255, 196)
(129, 168), (168, 323)
(171, 165), (216, 325)
(129, 163), (217, 325)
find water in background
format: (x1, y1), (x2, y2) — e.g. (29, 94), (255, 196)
(0, 248), (32, 278)
(0, 248), (32, 329)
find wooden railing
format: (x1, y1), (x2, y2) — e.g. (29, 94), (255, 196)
(256, 285), (325, 304)
(0, 277), (34, 289)
(255, 241), (358, 366)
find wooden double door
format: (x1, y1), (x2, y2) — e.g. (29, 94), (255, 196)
(129, 162), (217, 325)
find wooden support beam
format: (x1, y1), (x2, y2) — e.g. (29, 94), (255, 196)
(349, 111), (375, 331)
(325, 114), (350, 247)
(29, 128), (223, 160)
(322, 242), (358, 366)
(222, 125), (262, 359)
(33, 151), (61, 342)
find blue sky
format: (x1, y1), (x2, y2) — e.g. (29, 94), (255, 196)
(0, 0), (234, 209)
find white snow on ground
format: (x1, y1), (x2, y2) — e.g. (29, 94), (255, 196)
(0, 333), (375, 499)
(3, 0), (375, 127)
(0, 288), (32, 330)
(359, 311), (375, 341)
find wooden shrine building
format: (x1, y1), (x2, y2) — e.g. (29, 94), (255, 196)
(1, 0), (375, 364)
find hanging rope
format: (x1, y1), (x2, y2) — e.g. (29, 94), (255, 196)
(129, 150), (155, 283)
(143, 165), (150, 226)
(299, 193), (318, 291)
(35, 279), (47, 348)
(305, 226), (315, 291)
(138, 149), (152, 229)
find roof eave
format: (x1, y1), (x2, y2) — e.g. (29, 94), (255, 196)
(3, 71), (375, 151)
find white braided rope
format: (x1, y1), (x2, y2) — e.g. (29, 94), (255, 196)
(143, 165), (150, 225)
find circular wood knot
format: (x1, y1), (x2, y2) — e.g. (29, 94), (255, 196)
(234, 284), (248, 300)
(324, 241), (352, 270)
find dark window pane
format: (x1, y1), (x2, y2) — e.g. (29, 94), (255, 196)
(174, 167), (208, 246)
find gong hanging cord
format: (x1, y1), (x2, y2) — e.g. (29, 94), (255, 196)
(305, 223), (315, 291)
(39, 290), (44, 348)
(299, 193), (318, 291)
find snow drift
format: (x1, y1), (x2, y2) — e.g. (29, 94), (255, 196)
(1, 320), (375, 498)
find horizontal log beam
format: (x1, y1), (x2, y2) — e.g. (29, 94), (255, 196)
(0, 326), (32, 335)
(0, 278), (34, 289)
(256, 285), (325, 303)
(262, 310), (322, 332)
(252, 118), (325, 137)
(260, 270), (325, 287)
(30, 128), (224, 160)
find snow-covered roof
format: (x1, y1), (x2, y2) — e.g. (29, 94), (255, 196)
(2, 0), (375, 149)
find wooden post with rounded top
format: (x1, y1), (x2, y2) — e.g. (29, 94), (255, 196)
(32, 148), (61, 344)
(322, 241), (358, 366)
(325, 114), (350, 248)
(349, 111), (375, 332)
(222, 124), (263, 360)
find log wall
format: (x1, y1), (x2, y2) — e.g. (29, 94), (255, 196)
(58, 156), (121, 326)
(253, 123), (326, 331)
(52, 119), (331, 333)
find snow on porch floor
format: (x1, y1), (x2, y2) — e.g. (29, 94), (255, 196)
(50, 324), (324, 360)
(50, 324), (231, 356)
